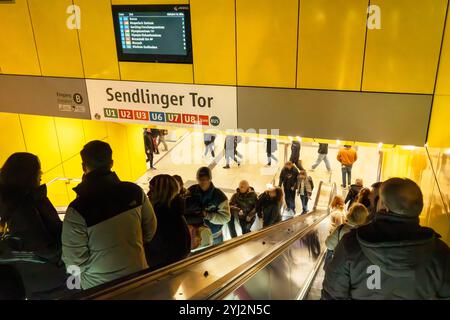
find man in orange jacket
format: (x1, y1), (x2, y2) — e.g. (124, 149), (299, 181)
(337, 145), (357, 188)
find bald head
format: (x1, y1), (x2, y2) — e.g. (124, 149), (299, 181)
(238, 180), (250, 193)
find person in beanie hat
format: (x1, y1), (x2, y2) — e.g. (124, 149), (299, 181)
(185, 167), (230, 245)
(322, 178), (450, 300)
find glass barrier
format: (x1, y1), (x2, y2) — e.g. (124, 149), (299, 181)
(380, 146), (450, 246)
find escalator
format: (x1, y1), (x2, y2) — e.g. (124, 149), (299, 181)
(66, 181), (336, 300)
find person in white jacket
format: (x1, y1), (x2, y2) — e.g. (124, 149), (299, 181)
(328, 195), (346, 233)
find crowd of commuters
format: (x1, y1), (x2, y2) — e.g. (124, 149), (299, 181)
(0, 136), (449, 300)
(322, 177), (450, 299)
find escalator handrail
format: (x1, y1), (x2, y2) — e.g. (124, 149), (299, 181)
(69, 181), (333, 300)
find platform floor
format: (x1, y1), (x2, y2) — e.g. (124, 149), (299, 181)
(137, 131), (381, 217)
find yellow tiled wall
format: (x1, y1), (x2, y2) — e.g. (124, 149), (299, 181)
(0, 112), (147, 207)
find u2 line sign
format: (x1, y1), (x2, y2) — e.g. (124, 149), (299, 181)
(86, 79), (237, 130)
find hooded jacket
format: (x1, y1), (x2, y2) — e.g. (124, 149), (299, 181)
(229, 187), (258, 222)
(256, 193), (282, 228)
(62, 170), (157, 290)
(185, 183), (230, 239)
(322, 212), (450, 300)
(279, 166), (299, 190)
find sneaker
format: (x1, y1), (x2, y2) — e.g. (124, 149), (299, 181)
(237, 162), (241, 167)
(223, 165), (230, 169)
(265, 163), (271, 167)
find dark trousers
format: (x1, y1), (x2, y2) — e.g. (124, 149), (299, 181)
(300, 194), (309, 213)
(284, 188), (296, 211)
(267, 152), (278, 165)
(341, 165), (352, 187)
(146, 151), (154, 168)
(204, 143), (215, 157)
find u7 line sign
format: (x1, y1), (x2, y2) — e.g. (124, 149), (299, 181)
(86, 79), (237, 130)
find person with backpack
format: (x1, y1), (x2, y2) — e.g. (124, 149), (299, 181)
(297, 170), (314, 214)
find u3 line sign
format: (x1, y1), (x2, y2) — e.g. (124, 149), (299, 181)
(86, 79), (237, 130)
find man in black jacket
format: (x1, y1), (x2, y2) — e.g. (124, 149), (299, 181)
(144, 128), (156, 170)
(278, 161), (299, 214)
(322, 178), (450, 300)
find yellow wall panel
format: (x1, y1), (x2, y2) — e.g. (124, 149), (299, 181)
(435, 9), (450, 96)
(82, 120), (108, 142)
(362, 0), (447, 94)
(111, 0), (188, 4)
(28, 0), (84, 77)
(236, 0), (299, 88)
(42, 165), (69, 207)
(297, 0), (367, 90)
(54, 117), (85, 161)
(126, 124), (147, 181)
(191, 0), (236, 85)
(74, 0), (120, 79)
(19, 114), (62, 172)
(62, 154), (83, 181)
(0, 0), (41, 75)
(119, 62), (193, 83)
(427, 95), (450, 148)
(106, 123), (132, 181)
(0, 113), (27, 165)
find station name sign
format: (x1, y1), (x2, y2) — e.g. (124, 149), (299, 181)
(86, 79), (237, 129)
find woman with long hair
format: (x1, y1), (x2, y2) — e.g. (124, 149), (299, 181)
(146, 174), (191, 270)
(329, 195), (346, 233)
(0, 152), (66, 299)
(256, 186), (284, 228)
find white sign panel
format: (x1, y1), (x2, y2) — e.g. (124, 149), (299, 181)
(86, 79), (237, 129)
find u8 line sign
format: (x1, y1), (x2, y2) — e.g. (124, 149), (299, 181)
(86, 79), (237, 130)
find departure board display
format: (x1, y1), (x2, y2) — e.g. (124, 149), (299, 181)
(112, 5), (192, 63)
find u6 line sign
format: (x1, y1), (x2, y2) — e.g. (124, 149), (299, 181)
(86, 79), (237, 130)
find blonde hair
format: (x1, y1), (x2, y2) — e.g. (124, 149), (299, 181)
(346, 203), (369, 226)
(330, 195), (345, 210)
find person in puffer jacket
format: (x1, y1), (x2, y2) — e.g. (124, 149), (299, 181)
(228, 180), (258, 237)
(62, 141), (157, 290)
(185, 167), (230, 245)
(322, 178), (450, 300)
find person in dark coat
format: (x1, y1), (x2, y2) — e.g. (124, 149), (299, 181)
(146, 175), (191, 271)
(266, 138), (278, 166)
(0, 153), (66, 299)
(289, 140), (301, 168)
(185, 167), (231, 245)
(344, 178), (363, 208)
(278, 161), (299, 213)
(256, 187), (283, 228)
(356, 187), (371, 209)
(322, 178), (450, 300)
(144, 128), (157, 170)
(228, 180), (258, 237)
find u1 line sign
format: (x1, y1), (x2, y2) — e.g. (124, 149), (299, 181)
(86, 79), (237, 130)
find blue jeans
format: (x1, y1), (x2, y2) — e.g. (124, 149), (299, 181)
(341, 165), (352, 187)
(312, 153), (331, 171)
(284, 188), (296, 211)
(300, 194), (309, 213)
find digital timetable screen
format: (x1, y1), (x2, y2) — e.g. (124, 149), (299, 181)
(112, 5), (192, 63)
